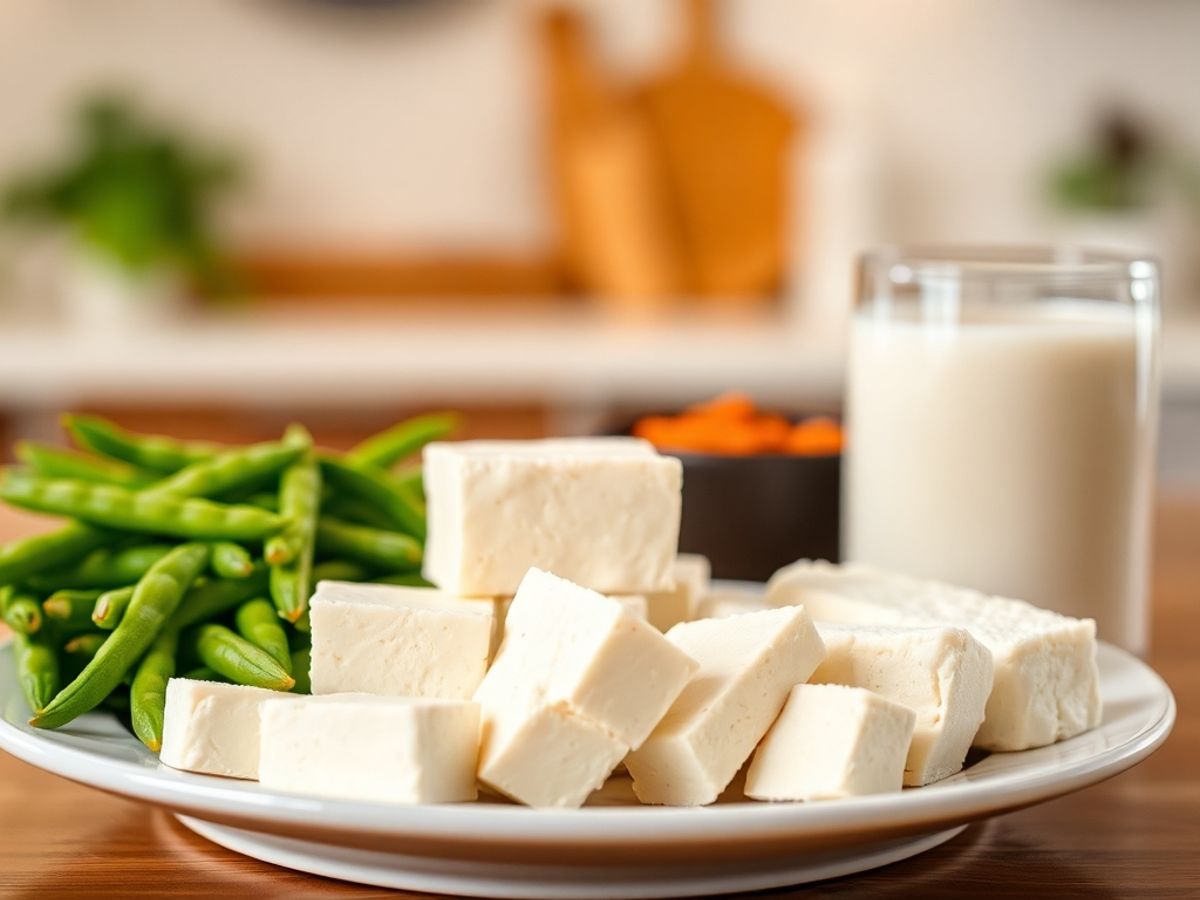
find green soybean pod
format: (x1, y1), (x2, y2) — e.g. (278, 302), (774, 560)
(28, 543), (173, 592)
(0, 473), (288, 542)
(209, 542), (254, 579)
(234, 598), (292, 673)
(43, 589), (105, 633)
(63, 414), (222, 473)
(30, 542), (211, 730)
(318, 455), (425, 540)
(91, 586), (135, 630)
(268, 450), (320, 623)
(344, 413), (459, 470)
(130, 629), (177, 751)
(13, 631), (59, 714)
(4, 594), (42, 635)
(189, 623), (294, 691)
(314, 516), (422, 572)
(16, 442), (157, 487)
(289, 648), (311, 694)
(148, 440), (305, 501)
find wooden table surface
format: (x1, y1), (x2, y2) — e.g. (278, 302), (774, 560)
(0, 500), (1196, 899)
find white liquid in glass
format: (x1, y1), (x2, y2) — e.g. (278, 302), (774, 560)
(844, 301), (1156, 653)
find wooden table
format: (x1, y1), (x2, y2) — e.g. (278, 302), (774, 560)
(1, 501), (1196, 898)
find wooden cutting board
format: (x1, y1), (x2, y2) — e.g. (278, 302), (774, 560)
(637, 0), (797, 299)
(538, 7), (685, 308)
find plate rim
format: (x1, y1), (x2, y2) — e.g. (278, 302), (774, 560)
(0, 636), (1175, 849)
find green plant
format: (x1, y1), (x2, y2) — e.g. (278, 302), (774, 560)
(1, 93), (243, 295)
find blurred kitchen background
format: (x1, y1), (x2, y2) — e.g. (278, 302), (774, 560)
(0, 0), (1198, 485)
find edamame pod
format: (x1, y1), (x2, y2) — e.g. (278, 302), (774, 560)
(130, 630), (177, 751)
(13, 632), (58, 714)
(314, 516), (422, 571)
(3, 594), (42, 635)
(148, 441), (305, 499)
(31, 542), (211, 730)
(268, 447), (320, 622)
(0, 473), (288, 542)
(344, 413), (458, 470)
(16, 442), (156, 487)
(92, 586), (135, 630)
(234, 598), (292, 673)
(188, 623), (294, 691)
(209, 542), (254, 579)
(63, 415), (222, 473)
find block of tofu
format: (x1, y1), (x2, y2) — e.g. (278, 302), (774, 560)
(767, 561), (1101, 751)
(625, 606), (825, 806)
(159, 678), (292, 779)
(746, 684), (916, 801)
(259, 694), (479, 804)
(609, 594), (649, 620)
(474, 568), (697, 807)
(477, 699), (628, 809)
(813, 624), (993, 785)
(695, 587), (767, 620)
(644, 554), (710, 631)
(423, 438), (683, 596)
(309, 581), (494, 700)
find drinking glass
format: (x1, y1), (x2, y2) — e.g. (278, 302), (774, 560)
(844, 245), (1160, 654)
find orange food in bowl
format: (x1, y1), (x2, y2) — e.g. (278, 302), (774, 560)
(633, 393), (843, 456)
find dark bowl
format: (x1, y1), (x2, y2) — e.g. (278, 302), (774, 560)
(670, 450), (841, 582)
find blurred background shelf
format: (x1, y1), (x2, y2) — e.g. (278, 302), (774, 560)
(0, 303), (843, 409)
(1, 304), (1199, 408)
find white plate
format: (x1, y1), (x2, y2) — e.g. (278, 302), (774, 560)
(0, 636), (1174, 898)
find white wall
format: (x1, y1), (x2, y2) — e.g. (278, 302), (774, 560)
(2, 0), (1199, 289)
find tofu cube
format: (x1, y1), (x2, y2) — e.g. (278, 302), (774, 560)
(767, 561), (1101, 751)
(474, 568), (697, 807)
(477, 700), (627, 809)
(746, 684), (916, 801)
(645, 554), (710, 631)
(813, 624), (993, 785)
(609, 594), (648, 620)
(309, 581), (494, 700)
(259, 694), (480, 804)
(625, 605), (826, 806)
(423, 438), (683, 596)
(160, 678), (292, 780)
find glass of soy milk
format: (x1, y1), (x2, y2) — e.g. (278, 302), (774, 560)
(844, 246), (1160, 654)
